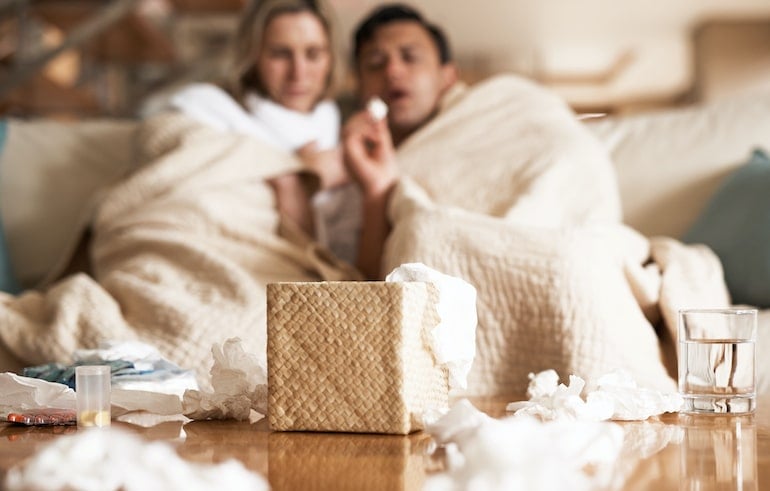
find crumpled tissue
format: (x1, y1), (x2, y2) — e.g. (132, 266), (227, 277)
(424, 399), (624, 491)
(506, 369), (683, 421)
(3, 426), (268, 491)
(589, 370), (684, 421)
(0, 372), (75, 413)
(386, 262), (477, 390)
(182, 337), (267, 421)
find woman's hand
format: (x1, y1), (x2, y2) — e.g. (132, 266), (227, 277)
(297, 142), (348, 190)
(267, 173), (314, 237)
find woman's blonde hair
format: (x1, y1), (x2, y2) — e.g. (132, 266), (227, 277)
(227, 0), (338, 105)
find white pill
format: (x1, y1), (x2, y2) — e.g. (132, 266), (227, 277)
(367, 97), (388, 121)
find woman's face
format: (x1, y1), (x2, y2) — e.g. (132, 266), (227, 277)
(256, 11), (332, 113)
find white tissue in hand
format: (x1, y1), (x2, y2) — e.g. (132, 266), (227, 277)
(182, 338), (267, 421)
(3, 427), (268, 491)
(507, 369), (682, 422)
(424, 399), (624, 491)
(367, 97), (388, 120)
(386, 263), (477, 390)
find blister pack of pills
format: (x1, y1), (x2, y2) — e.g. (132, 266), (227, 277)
(5, 409), (77, 426)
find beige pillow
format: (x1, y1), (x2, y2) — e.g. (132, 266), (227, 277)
(0, 119), (137, 288)
(586, 90), (770, 238)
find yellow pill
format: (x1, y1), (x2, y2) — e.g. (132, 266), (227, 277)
(78, 410), (111, 427)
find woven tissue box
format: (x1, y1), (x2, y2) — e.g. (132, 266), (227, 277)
(267, 281), (450, 434)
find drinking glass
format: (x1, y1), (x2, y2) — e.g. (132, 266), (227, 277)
(678, 309), (756, 414)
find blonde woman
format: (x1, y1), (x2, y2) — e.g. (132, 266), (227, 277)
(165, 0), (359, 263)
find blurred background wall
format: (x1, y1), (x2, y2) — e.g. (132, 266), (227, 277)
(2, 0), (770, 118)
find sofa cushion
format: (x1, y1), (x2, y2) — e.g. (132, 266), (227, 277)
(586, 90), (770, 238)
(0, 120), (20, 293)
(0, 119), (137, 288)
(683, 148), (770, 307)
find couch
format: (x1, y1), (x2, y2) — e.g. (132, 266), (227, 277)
(1, 88), (768, 392)
(584, 90), (770, 394)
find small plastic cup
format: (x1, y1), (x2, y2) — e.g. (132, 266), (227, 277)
(75, 365), (111, 427)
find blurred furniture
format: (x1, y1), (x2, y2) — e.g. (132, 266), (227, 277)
(0, 0), (244, 118)
(691, 17), (770, 102)
(534, 35), (694, 114)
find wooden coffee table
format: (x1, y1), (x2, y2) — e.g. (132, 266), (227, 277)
(1, 396), (768, 490)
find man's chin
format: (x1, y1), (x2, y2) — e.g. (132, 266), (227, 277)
(388, 117), (422, 144)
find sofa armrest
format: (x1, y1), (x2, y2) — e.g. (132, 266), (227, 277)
(0, 118), (138, 288)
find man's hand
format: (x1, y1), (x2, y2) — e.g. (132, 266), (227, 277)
(342, 109), (400, 280)
(297, 142), (348, 190)
(342, 110), (399, 199)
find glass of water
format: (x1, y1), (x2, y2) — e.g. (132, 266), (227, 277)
(678, 309), (757, 414)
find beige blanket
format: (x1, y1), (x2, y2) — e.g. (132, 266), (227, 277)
(0, 113), (356, 374)
(384, 75), (730, 395)
(0, 75), (729, 398)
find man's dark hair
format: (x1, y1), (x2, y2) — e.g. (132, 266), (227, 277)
(353, 4), (452, 65)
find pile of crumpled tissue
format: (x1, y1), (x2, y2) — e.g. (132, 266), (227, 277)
(182, 337), (267, 421)
(423, 369), (684, 491)
(507, 369), (683, 421)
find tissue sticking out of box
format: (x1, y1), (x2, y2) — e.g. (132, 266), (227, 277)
(367, 97), (388, 121)
(506, 369), (683, 421)
(3, 427), (268, 491)
(386, 263), (477, 390)
(182, 337), (267, 421)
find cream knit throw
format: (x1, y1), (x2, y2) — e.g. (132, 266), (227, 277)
(384, 75), (730, 395)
